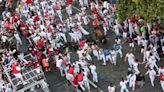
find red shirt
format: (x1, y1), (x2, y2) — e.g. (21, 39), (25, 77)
(77, 73), (84, 82)
(26, 0), (31, 5)
(37, 40), (44, 48)
(31, 49), (37, 55)
(93, 19), (99, 28)
(68, 67), (74, 74)
(73, 78), (78, 86)
(12, 63), (21, 74)
(79, 41), (85, 48)
(34, 15), (40, 22)
(67, 0), (73, 5)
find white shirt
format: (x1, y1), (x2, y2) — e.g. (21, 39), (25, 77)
(132, 62), (138, 70)
(14, 33), (20, 40)
(77, 50), (83, 58)
(120, 80), (128, 88)
(126, 53), (135, 62)
(56, 59), (62, 68)
(108, 86), (115, 92)
(147, 69), (156, 78)
(89, 65), (96, 74)
(159, 68), (164, 75)
(141, 39), (148, 47)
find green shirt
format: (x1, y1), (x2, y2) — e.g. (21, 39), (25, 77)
(141, 26), (146, 33)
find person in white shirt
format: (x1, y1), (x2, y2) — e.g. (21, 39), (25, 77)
(14, 32), (22, 46)
(66, 5), (72, 17)
(92, 44), (99, 60)
(124, 51), (135, 68)
(99, 48), (106, 65)
(145, 68), (156, 87)
(56, 57), (64, 76)
(134, 34), (142, 46)
(147, 53), (158, 70)
(110, 49), (117, 65)
(77, 48), (84, 60)
(132, 59), (142, 75)
(84, 0), (89, 7)
(82, 69), (90, 91)
(151, 45), (160, 61)
(73, 61), (80, 73)
(128, 20), (134, 38)
(113, 23), (120, 37)
(82, 14), (90, 25)
(89, 63), (98, 83)
(56, 29), (67, 42)
(129, 73), (136, 91)
(143, 48), (151, 63)
(141, 38), (148, 53)
(120, 78), (129, 92)
(108, 83), (115, 92)
(77, 21), (90, 35)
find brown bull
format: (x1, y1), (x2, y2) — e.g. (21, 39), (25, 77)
(95, 29), (107, 43)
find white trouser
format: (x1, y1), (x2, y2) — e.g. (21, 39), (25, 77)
(149, 76), (155, 87)
(154, 52), (160, 61)
(128, 60), (134, 68)
(100, 54), (106, 65)
(16, 37), (22, 45)
(93, 50), (99, 60)
(83, 80), (90, 90)
(129, 81), (135, 90)
(116, 49), (123, 58)
(150, 62), (158, 70)
(142, 32), (146, 39)
(106, 54), (112, 62)
(111, 55), (117, 65)
(121, 87), (129, 92)
(91, 71), (98, 83)
(58, 67), (64, 76)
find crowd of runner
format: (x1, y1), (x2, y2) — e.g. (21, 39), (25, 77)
(0, 0), (164, 92)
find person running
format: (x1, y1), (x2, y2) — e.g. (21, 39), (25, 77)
(145, 67), (157, 87)
(120, 77), (129, 92)
(89, 63), (98, 83)
(124, 51), (135, 68)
